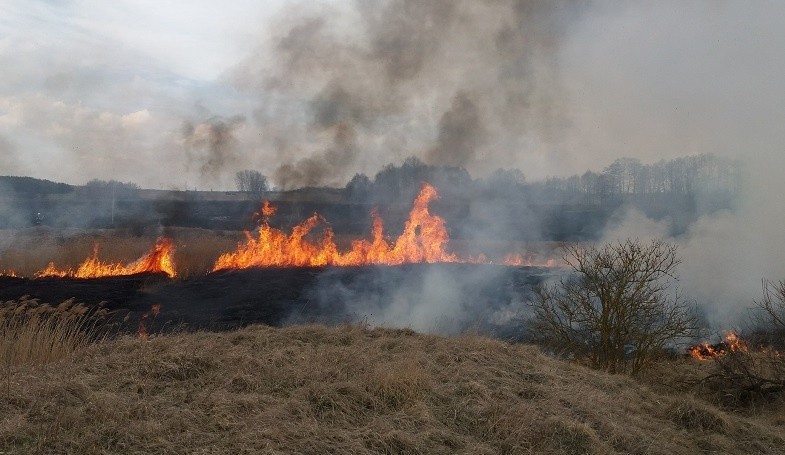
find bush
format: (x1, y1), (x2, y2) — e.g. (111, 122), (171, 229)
(530, 239), (697, 374)
(700, 280), (785, 409)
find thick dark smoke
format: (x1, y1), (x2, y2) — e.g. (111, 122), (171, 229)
(427, 92), (486, 166)
(274, 122), (358, 190)
(233, 0), (581, 187)
(182, 115), (246, 184)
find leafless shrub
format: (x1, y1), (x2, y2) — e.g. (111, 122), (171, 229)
(530, 239), (697, 375)
(700, 280), (785, 409)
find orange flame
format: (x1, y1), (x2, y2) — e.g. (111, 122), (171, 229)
(213, 183), (552, 271)
(36, 237), (177, 279)
(213, 183), (459, 270)
(688, 332), (748, 360)
(137, 304), (162, 340)
(0, 270), (17, 277)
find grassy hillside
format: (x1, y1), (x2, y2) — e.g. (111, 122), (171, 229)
(1, 324), (783, 454)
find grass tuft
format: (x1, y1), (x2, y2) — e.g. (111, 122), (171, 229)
(668, 399), (728, 433)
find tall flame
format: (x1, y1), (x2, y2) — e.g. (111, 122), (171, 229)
(36, 237), (176, 279)
(212, 182), (553, 271)
(213, 183), (463, 271)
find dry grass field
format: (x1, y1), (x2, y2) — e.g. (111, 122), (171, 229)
(3, 227), (782, 453)
(1, 318), (784, 454)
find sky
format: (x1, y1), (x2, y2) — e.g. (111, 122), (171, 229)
(1, 1), (785, 192)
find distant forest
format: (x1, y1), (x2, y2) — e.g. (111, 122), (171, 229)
(1, 154), (742, 239)
(0, 176), (72, 195)
(341, 153), (741, 240)
(346, 153), (741, 208)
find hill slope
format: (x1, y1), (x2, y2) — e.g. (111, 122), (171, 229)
(1, 324), (783, 454)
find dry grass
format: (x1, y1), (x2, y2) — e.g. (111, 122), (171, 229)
(1, 298), (106, 370)
(1, 324), (783, 454)
(0, 227), (242, 278)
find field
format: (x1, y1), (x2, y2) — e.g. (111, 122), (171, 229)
(2, 227), (784, 453)
(1, 323), (783, 454)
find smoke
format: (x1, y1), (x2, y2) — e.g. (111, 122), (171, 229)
(563, 2), (785, 328)
(274, 122), (358, 189)
(182, 115), (246, 184)
(233, 0), (581, 187)
(0, 135), (21, 173)
(601, 208), (671, 245)
(295, 264), (547, 337)
(427, 92), (486, 167)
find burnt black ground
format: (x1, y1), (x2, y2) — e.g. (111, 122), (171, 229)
(0, 264), (556, 338)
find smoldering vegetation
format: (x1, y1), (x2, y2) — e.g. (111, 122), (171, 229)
(0, 265), (556, 341)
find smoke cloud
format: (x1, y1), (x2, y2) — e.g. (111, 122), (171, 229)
(232, 0), (581, 187)
(182, 115), (246, 184)
(565, 2), (785, 328)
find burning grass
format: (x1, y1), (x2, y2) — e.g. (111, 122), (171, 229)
(0, 227), (242, 279)
(36, 237), (176, 279)
(688, 332), (749, 361)
(1, 324), (783, 454)
(0, 183), (558, 280)
(213, 183), (554, 271)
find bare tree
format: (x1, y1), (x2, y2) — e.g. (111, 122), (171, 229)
(235, 170), (268, 195)
(530, 239), (696, 375)
(758, 280), (785, 334)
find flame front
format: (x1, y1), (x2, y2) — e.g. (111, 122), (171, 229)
(36, 237), (176, 279)
(214, 183), (465, 271)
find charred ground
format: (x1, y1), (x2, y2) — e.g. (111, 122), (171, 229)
(0, 264), (554, 338)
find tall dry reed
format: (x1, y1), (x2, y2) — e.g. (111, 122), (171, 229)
(1, 298), (105, 369)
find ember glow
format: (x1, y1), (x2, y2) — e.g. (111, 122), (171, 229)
(213, 182), (542, 271)
(688, 332), (748, 360)
(137, 304), (162, 340)
(36, 237), (177, 279)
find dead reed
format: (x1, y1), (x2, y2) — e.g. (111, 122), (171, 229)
(1, 298), (106, 369)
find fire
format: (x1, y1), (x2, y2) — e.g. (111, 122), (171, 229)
(213, 183), (555, 271)
(213, 183), (455, 270)
(688, 332), (748, 360)
(502, 254), (557, 268)
(137, 304), (162, 340)
(36, 237), (177, 279)
(0, 270), (17, 277)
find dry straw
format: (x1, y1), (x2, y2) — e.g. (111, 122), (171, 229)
(1, 298), (105, 369)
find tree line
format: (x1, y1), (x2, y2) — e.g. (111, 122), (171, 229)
(344, 153), (742, 209)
